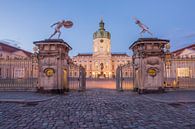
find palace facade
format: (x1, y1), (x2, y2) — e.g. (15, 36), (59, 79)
(72, 20), (132, 78)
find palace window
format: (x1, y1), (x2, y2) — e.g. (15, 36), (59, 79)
(177, 68), (190, 77)
(191, 55), (195, 58)
(90, 65), (92, 70)
(94, 47), (97, 52)
(125, 72), (128, 76)
(100, 46), (104, 52)
(50, 45), (55, 50)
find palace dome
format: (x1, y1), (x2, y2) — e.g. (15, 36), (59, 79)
(93, 19), (111, 39)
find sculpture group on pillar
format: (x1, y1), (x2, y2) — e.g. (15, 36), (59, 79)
(49, 20), (73, 39)
(132, 16), (153, 36)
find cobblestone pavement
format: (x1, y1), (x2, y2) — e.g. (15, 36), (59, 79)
(143, 90), (195, 103)
(0, 89), (195, 129)
(0, 91), (55, 102)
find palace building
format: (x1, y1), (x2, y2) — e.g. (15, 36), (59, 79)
(0, 41), (32, 59)
(0, 41), (37, 79)
(167, 44), (195, 79)
(72, 20), (132, 78)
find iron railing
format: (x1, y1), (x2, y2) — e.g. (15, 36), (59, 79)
(0, 58), (38, 91)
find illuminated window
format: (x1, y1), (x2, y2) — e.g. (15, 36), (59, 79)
(191, 55), (195, 58)
(112, 65), (114, 70)
(177, 68), (190, 77)
(94, 47), (97, 52)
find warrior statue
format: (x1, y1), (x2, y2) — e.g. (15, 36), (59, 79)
(132, 17), (153, 36)
(49, 20), (73, 39)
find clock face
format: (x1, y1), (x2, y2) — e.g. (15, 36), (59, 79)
(100, 39), (104, 43)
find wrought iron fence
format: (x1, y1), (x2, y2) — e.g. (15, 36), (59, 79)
(165, 58), (195, 88)
(0, 58), (38, 91)
(116, 58), (195, 91)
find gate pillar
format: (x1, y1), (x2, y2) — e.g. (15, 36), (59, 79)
(34, 39), (72, 93)
(129, 38), (169, 93)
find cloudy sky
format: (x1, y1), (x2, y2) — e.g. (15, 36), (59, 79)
(0, 0), (195, 56)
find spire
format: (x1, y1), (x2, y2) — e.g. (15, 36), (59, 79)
(101, 17), (103, 22)
(99, 18), (105, 31)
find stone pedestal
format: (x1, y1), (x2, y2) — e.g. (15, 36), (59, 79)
(34, 39), (72, 93)
(130, 38), (169, 93)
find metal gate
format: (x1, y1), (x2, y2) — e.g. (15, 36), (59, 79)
(116, 63), (133, 91)
(69, 63), (86, 91)
(0, 58), (38, 91)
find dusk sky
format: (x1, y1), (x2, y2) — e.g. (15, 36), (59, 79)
(0, 0), (195, 56)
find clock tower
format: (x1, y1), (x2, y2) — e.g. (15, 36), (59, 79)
(92, 19), (112, 78)
(93, 19), (111, 56)
(72, 19), (132, 79)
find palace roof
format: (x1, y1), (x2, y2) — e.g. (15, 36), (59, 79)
(172, 44), (195, 56)
(0, 42), (32, 57)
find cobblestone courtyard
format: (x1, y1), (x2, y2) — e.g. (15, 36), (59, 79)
(0, 89), (195, 129)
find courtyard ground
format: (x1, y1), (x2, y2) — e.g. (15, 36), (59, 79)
(0, 89), (195, 129)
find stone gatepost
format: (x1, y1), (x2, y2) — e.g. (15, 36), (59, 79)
(129, 38), (169, 94)
(34, 39), (72, 93)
